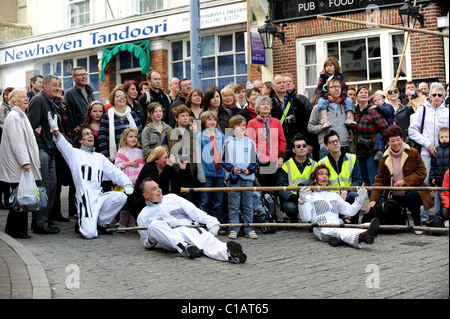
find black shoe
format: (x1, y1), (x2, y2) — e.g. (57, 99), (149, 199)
(227, 241), (247, 263)
(359, 217), (380, 244)
(0, 202), (9, 210)
(33, 226), (60, 234)
(329, 236), (342, 247)
(185, 244), (203, 258)
(97, 225), (113, 235)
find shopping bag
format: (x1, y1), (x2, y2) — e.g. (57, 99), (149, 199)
(16, 170), (40, 212)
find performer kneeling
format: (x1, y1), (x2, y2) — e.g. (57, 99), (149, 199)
(298, 164), (379, 248)
(48, 112), (134, 239)
(137, 177), (247, 263)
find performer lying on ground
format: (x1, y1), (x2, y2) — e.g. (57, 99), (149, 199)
(298, 164), (380, 248)
(136, 177), (247, 263)
(48, 112), (134, 239)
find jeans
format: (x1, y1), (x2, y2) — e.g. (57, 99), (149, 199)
(228, 179), (254, 234)
(318, 96), (354, 113)
(420, 154), (432, 222)
(198, 176), (225, 223)
(359, 153), (379, 187)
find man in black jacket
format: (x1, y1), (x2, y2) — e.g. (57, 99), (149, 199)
(27, 74), (62, 234)
(64, 66), (95, 131)
(139, 70), (171, 123)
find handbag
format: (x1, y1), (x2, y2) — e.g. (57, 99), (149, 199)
(9, 171), (48, 212)
(405, 106), (426, 153)
(426, 208), (445, 236)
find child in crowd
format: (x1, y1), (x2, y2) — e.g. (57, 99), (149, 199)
(141, 102), (171, 159)
(196, 110), (226, 223)
(82, 100), (105, 150)
(370, 90), (395, 161)
(222, 115), (260, 239)
(430, 127), (449, 212)
(114, 128), (145, 231)
(316, 56), (356, 130)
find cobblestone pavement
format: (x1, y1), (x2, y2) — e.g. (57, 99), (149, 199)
(1, 186), (448, 303)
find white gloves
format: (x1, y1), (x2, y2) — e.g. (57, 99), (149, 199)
(298, 186), (311, 203)
(123, 185), (134, 195)
(47, 111), (59, 133)
(208, 224), (220, 236)
(356, 186), (368, 204)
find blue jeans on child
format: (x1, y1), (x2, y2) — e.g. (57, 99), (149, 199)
(198, 176), (225, 223)
(228, 178), (254, 235)
(318, 96), (354, 114)
(374, 132), (386, 152)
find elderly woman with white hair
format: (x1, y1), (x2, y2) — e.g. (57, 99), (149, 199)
(409, 82), (449, 225)
(246, 95), (286, 186)
(0, 89), (42, 238)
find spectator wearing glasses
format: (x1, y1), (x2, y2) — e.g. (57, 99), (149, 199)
(409, 82), (449, 225)
(168, 78), (193, 128)
(308, 78), (352, 159)
(385, 85), (415, 142)
(64, 66), (95, 132)
(277, 133), (317, 223)
(318, 130), (363, 224)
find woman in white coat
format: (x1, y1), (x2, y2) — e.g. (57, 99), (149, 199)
(0, 89), (41, 238)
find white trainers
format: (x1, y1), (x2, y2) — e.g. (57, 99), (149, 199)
(228, 231), (238, 239)
(344, 118), (357, 128)
(246, 231), (258, 239)
(321, 120), (332, 130)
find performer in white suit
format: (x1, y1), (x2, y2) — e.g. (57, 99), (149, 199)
(48, 112), (134, 239)
(298, 164), (379, 248)
(137, 177), (247, 263)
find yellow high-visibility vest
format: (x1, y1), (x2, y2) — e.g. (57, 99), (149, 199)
(281, 157), (317, 195)
(319, 153), (356, 192)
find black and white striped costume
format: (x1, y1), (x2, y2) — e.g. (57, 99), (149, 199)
(54, 133), (133, 239)
(137, 194), (231, 260)
(298, 191), (366, 248)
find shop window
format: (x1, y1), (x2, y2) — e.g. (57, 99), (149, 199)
(41, 54), (100, 100)
(68, 0), (90, 28)
(170, 31), (247, 92)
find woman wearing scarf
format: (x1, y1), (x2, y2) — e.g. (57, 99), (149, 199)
(98, 87), (142, 162)
(247, 95), (286, 186)
(0, 89), (41, 238)
(365, 125), (433, 234)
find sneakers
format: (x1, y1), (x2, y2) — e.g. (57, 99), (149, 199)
(414, 221), (427, 235)
(329, 236), (342, 247)
(358, 217), (380, 244)
(246, 231), (259, 239)
(227, 241), (247, 263)
(344, 117), (357, 128)
(184, 244), (203, 258)
(374, 151), (383, 161)
(228, 231), (238, 239)
(321, 120), (332, 130)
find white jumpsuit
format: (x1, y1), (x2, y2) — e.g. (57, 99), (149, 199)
(298, 191), (366, 248)
(54, 134), (133, 239)
(137, 194), (230, 261)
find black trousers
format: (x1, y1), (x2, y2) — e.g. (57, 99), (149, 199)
(4, 183), (29, 237)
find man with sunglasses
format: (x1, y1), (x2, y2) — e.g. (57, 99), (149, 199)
(319, 130), (363, 224)
(276, 133), (317, 223)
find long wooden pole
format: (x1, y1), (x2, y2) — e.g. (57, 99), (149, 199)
(181, 186), (449, 193)
(394, 0), (417, 87)
(246, 0), (252, 83)
(108, 223), (449, 234)
(317, 15), (449, 38)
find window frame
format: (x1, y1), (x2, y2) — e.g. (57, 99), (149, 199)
(296, 28), (411, 100)
(67, 0), (92, 28)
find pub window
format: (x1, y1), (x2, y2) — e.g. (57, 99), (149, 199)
(298, 31), (407, 100)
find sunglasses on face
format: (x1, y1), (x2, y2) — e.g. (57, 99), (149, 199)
(388, 89), (399, 94)
(432, 93), (443, 97)
(295, 144), (308, 149)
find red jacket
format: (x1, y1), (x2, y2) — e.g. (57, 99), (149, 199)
(442, 170), (449, 210)
(247, 116), (286, 163)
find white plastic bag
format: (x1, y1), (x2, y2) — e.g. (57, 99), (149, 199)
(16, 170), (40, 211)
